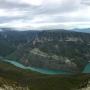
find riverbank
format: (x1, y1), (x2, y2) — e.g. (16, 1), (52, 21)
(0, 58), (74, 75)
(0, 59), (90, 90)
(1, 58), (90, 74)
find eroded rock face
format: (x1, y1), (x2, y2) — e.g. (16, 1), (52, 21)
(7, 30), (90, 72)
(74, 79), (90, 90)
(19, 48), (79, 72)
(0, 28), (38, 57)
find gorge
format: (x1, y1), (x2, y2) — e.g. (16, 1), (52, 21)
(0, 28), (90, 73)
(1, 28), (90, 90)
(0, 58), (90, 74)
(6, 29), (90, 73)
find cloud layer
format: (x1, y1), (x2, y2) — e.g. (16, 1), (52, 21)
(0, 0), (90, 29)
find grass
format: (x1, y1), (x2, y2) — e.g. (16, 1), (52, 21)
(0, 60), (90, 90)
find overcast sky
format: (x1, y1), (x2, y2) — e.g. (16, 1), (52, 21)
(0, 0), (90, 30)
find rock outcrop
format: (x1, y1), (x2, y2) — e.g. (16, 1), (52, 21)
(0, 77), (30, 90)
(6, 30), (90, 73)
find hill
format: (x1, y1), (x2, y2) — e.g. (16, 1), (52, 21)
(72, 28), (90, 33)
(0, 28), (38, 57)
(6, 30), (90, 73)
(0, 59), (90, 90)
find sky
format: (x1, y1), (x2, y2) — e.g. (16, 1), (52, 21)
(0, 0), (90, 30)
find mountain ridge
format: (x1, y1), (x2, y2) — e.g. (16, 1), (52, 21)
(0, 28), (39, 57)
(0, 59), (90, 90)
(6, 30), (90, 73)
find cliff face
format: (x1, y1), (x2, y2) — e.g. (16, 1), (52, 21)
(0, 28), (38, 57)
(6, 30), (90, 72)
(19, 48), (79, 72)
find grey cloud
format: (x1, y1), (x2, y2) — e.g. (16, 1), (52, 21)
(0, 0), (81, 16)
(0, 0), (40, 23)
(0, 0), (32, 10)
(81, 0), (90, 6)
(0, 16), (24, 23)
(32, 13), (90, 24)
(0, 0), (90, 28)
(32, 0), (80, 15)
(0, 14), (35, 23)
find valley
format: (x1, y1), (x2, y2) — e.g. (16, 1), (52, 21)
(0, 28), (90, 90)
(0, 58), (90, 74)
(5, 29), (90, 73)
(0, 58), (74, 74)
(0, 59), (90, 90)
(0, 0), (90, 89)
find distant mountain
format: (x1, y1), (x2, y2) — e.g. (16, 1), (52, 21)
(0, 28), (39, 57)
(6, 30), (90, 73)
(1, 29), (90, 90)
(72, 28), (90, 33)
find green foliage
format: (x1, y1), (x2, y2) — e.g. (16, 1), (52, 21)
(6, 30), (90, 72)
(0, 29), (38, 57)
(0, 60), (90, 90)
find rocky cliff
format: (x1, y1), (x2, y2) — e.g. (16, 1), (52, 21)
(6, 30), (90, 72)
(0, 28), (38, 57)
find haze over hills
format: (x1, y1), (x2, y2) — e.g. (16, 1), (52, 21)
(0, 28), (39, 57)
(72, 28), (90, 33)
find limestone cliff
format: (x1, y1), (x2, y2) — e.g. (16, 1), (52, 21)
(6, 30), (90, 72)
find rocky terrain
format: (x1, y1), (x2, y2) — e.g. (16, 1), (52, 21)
(6, 30), (90, 73)
(1, 59), (90, 90)
(0, 77), (29, 90)
(0, 28), (38, 57)
(74, 79), (90, 90)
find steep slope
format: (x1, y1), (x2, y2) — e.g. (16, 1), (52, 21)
(0, 77), (29, 90)
(6, 30), (90, 72)
(0, 60), (90, 90)
(0, 34), (13, 57)
(0, 28), (38, 57)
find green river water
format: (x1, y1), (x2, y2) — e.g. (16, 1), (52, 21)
(0, 59), (90, 74)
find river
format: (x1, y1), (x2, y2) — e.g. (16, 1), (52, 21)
(0, 59), (74, 74)
(82, 63), (90, 73)
(0, 58), (90, 74)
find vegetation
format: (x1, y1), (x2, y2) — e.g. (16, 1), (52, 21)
(6, 30), (90, 72)
(0, 60), (90, 90)
(0, 28), (38, 57)
(1, 29), (90, 90)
